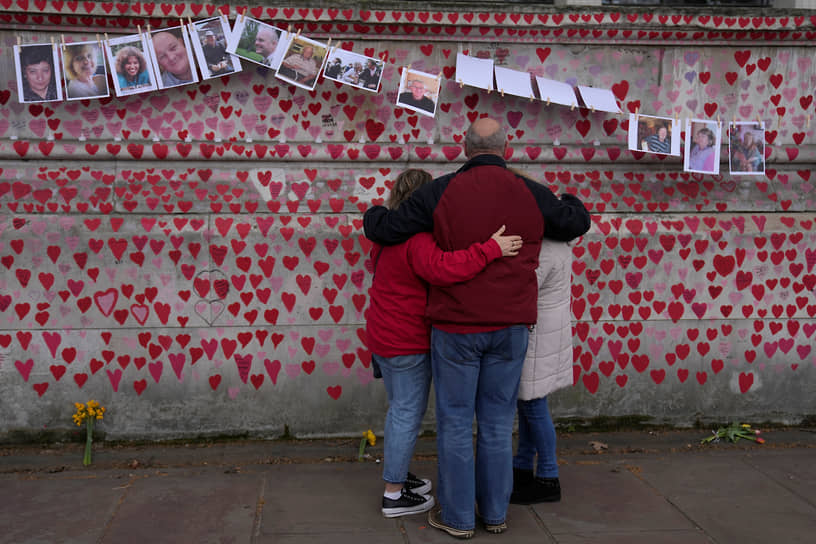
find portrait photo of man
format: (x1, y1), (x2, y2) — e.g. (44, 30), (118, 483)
(227, 16), (286, 70)
(396, 68), (440, 117)
(190, 16), (241, 80)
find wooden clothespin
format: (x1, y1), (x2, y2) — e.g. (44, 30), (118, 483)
(241, 8), (246, 23)
(295, 28), (302, 38)
(591, 106), (595, 114)
(137, 25), (142, 36)
(458, 79), (464, 89)
(570, 103), (575, 112)
(58, 35), (64, 51)
(187, 17), (193, 27)
(807, 114), (811, 129)
(635, 107), (639, 119)
(147, 24), (152, 34)
(546, 97), (551, 106)
(17, 35), (21, 46)
(178, 18), (184, 29)
(500, 89), (505, 98)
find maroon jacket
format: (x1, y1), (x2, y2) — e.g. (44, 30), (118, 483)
(364, 154), (590, 333)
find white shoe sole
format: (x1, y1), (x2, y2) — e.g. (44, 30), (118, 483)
(382, 495), (435, 518)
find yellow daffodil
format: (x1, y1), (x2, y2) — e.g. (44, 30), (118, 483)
(366, 429), (377, 447)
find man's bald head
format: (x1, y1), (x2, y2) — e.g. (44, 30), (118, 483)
(464, 118), (507, 158)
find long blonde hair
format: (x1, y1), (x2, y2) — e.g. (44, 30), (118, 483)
(387, 169), (432, 210)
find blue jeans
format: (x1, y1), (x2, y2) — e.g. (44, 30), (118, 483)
(514, 396), (559, 478)
(374, 352), (431, 485)
(431, 325), (528, 530)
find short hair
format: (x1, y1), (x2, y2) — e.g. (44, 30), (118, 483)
(63, 44), (94, 79)
(465, 122), (507, 156)
(408, 79), (425, 89)
(387, 169), (432, 210)
(20, 45), (53, 69)
(115, 46), (147, 76)
(696, 127), (715, 145)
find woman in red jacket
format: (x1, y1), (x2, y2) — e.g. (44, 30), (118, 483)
(366, 169), (522, 518)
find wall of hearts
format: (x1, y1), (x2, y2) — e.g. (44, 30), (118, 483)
(1, 4), (815, 440)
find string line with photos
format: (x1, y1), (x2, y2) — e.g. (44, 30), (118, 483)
(10, 14), (812, 177)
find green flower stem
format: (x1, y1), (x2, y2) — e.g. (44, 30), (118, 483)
(83, 418), (94, 466)
(358, 437), (367, 461)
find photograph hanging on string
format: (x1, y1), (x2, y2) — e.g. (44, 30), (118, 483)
(105, 34), (158, 96)
(684, 119), (721, 175)
(62, 40), (110, 100)
(628, 114), (681, 156)
(189, 16), (242, 80)
(322, 47), (384, 93)
(728, 122), (765, 175)
(14, 43), (63, 103)
(227, 16), (287, 70)
(396, 68), (440, 117)
(275, 35), (328, 90)
(146, 26), (200, 89)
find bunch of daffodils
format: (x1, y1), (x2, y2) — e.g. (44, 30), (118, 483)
(71, 400), (106, 466)
(358, 429), (377, 461)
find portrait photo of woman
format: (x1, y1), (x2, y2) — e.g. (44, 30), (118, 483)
(105, 34), (157, 96)
(147, 26), (199, 89)
(684, 119), (721, 175)
(62, 42), (109, 100)
(14, 43), (63, 103)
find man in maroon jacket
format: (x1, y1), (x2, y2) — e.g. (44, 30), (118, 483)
(364, 117), (590, 538)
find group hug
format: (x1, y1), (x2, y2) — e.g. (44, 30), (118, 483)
(363, 116), (591, 538)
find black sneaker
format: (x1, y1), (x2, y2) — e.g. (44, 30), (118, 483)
(381, 488), (435, 518)
(511, 476), (561, 504)
(405, 471), (432, 495)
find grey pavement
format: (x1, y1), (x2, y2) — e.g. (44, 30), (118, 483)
(1, 429), (815, 543)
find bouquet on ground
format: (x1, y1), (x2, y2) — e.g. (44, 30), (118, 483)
(358, 429), (376, 461)
(701, 422), (764, 445)
(72, 400), (106, 465)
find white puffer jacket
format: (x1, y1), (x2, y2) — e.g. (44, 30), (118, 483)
(517, 239), (574, 401)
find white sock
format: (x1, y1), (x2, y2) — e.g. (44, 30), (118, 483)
(384, 490), (402, 500)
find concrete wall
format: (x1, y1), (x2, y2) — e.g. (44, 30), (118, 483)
(1, 2), (815, 441)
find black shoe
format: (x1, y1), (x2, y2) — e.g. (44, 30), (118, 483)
(405, 471), (432, 495)
(427, 506), (475, 539)
(511, 476), (561, 504)
(381, 488), (435, 518)
(513, 467), (534, 489)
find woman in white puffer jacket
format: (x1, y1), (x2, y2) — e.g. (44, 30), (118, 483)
(511, 238), (574, 504)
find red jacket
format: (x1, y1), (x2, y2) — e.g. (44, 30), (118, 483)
(365, 232), (502, 357)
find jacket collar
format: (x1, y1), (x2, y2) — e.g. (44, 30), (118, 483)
(457, 153), (506, 174)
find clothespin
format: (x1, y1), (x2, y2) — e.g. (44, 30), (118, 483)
(137, 25), (142, 36)
(591, 106), (595, 113)
(295, 28), (302, 38)
(17, 35), (21, 46)
(807, 114), (811, 129)
(458, 79), (464, 89)
(635, 107), (639, 120)
(529, 94), (534, 103)
(104, 32), (110, 45)
(221, 13), (228, 24)
(187, 17), (193, 27)
(570, 103), (575, 112)
(500, 88), (505, 98)
(58, 35), (64, 51)
(241, 8), (246, 23)
(96, 33), (102, 50)
(178, 18), (184, 29)
(147, 24), (152, 34)
(546, 97), (551, 106)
